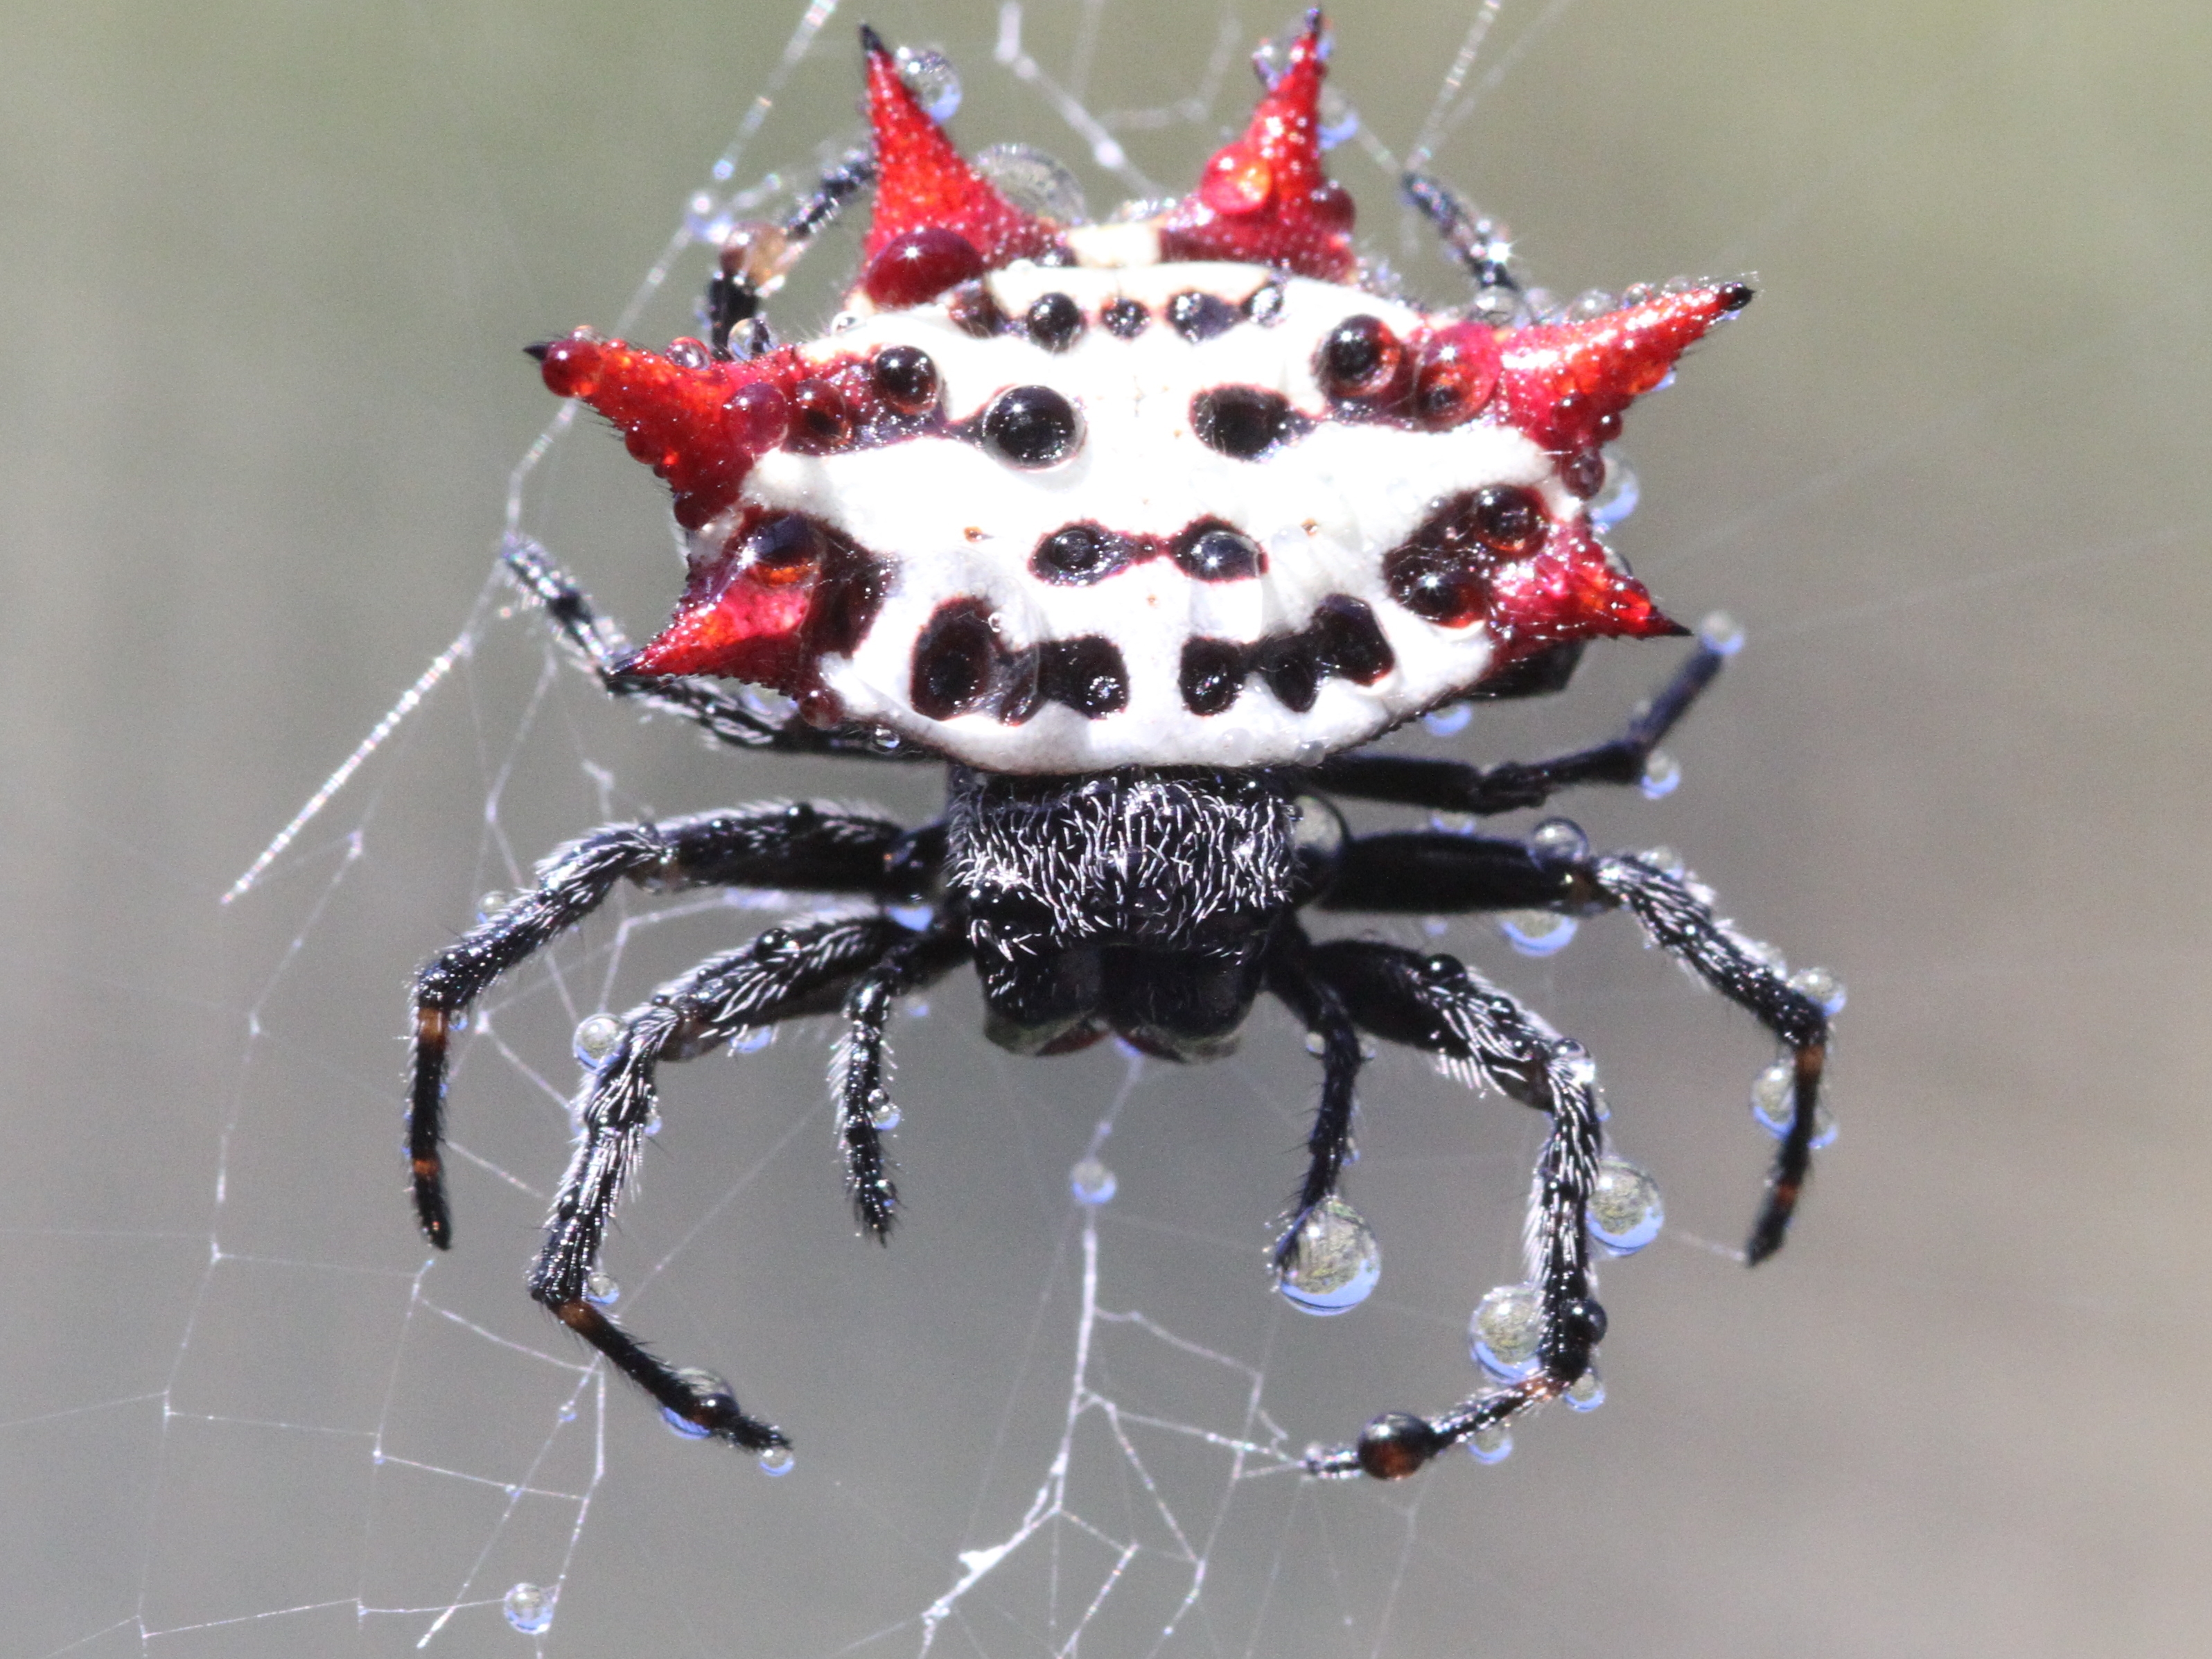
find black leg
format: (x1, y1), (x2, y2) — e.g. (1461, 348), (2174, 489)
(1400, 172), (1522, 304)
(530, 911), (906, 1450)
(1318, 829), (1832, 1263)
(1299, 942), (1606, 1479)
(1263, 922), (1367, 1270)
(409, 802), (925, 1247)
(704, 150), (874, 354)
(501, 535), (924, 761)
(832, 919), (972, 1238)
(1310, 637), (1727, 816)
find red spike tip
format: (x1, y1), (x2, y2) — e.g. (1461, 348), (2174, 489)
(859, 28), (1065, 304)
(1500, 283), (1753, 455)
(1486, 518), (1685, 658)
(1159, 12), (1354, 281)
(538, 333), (798, 530)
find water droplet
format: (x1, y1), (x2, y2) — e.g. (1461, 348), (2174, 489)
(1642, 845), (1685, 878)
(642, 1107), (663, 1138)
(1421, 703), (1473, 736)
(1500, 910), (1578, 956)
(1568, 288), (1617, 320)
(894, 46), (962, 121)
(1069, 1156), (1117, 1205)
(477, 890), (509, 920)
(1698, 611), (1746, 656)
(972, 143), (1087, 222)
(887, 902), (933, 931)
(573, 1013), (622, 1067)
(1588, 1158), (1664, 1254)
(1471, 284), (1521, 326)
(660, 1368), (732, 1439)
(1294, 738), (1328, 768)
(1467, 1421), (1513, 1464)
(1471, 1283), (1542, 1380)
(868, 1091), (901, 1131)
(1788, 965), (1847, 1015)
(557, 1403), (577, 1423)
(1565, 1368), (1606, 1412)
(503, 1582), (554, 1635)
(757, 1444), (796, 1477)
(1421, 915), (1450, 937)
(1275, 1197), (1381, 1315)
(583, 1271), (620, 1306)
(1528, 817), (1590, 861)
(1639, 750), (1681, 800)
(1750, 1062), (1838, 1148)
(1304, 1030), (1328, 1056)
(1588, 455), (1640, 528)
(1428, 810), (1478, 836)
(1317, 89), (1359, 150)
(729, 1026), (775, 1055)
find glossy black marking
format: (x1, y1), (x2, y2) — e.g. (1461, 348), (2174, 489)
(945, 279), (1008, 337)
(1244, 281), (1288, 324)
(1317, 314), (1406, 403)
(1168, 290), (1239, 341)
(1173, 521), (1266, 582)
(1024, 292), (1084, 351)
(1038, 637), (1129, 717)
(978, 385), (1082, 468)
(1191, 386), (1308, 459)
(1179, 638), (1247, 716)
(1102, 297), (1149, 338)
(1383, 488), (1553, 629)
(1032, 522), (1133, 586)
(870, 344), (939, 413)
(911, 599), (1000, 720)
(911, 602), (1129, 725)
(1176, 597), (1396, 717)
(791, 379), (852, 446)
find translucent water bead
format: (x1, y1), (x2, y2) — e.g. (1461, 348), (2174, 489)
(1470, 1283), (1543, 1380)
(757, 1445), (796, 1477)
(1466, 1421), (1513, 1464)
(1697, 611), (1746, 656)
(502, 1583), (554, 1635)
(1788, 965), (1849, 1015)
(1274, 1197), (1382, 1315)
(973, 143), (1087, 222)
(1750, 1062), (1839, 1148)
(572, 1012), (621, 1068)
(1421, 702), (1473, 737)
(893, 46), (960, 121)
(1639, 750), (1681, 800)
(1069, 1155), (1117, 1206)
(1500, 911), (1578, 956)
(1588, 1158), (1664, 1254)
(660, 1369), (737, 1440)
(583, 1272), (620, 1307)
(730, 1026), (775, 1055)
(1529, 817), (1590, 861)
(1564, 1367), (1606, 1412)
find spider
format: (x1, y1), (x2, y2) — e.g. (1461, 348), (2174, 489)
(407, 14), (1833, 1482)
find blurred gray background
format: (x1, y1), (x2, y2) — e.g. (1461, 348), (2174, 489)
(4, 1), (2208, 1653)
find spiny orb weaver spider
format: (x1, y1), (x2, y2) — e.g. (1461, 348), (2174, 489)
(408, 14), (1836, 1482)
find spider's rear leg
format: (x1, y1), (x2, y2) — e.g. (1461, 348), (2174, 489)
(1298, 942), (1608, 1478)
(1319, 830), (1832, 1262)
(408, 802), (918, 1247)
(532, 912), (908, 1450)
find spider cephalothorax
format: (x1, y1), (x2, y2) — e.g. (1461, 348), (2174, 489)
(411, 13), (1834, 1484)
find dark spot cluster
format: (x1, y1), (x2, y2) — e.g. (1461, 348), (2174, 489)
(1380, 486), (1550, 629)
(1191, 386), (1308, 459)
(1311, 312), (1503, 432)
(779, 344), (947, 457)
(1028, 518), (1268, 586)
(910, 599), (1130, 724)
(1178, 597), (1395, 717)
(938, 280), (1288, 348)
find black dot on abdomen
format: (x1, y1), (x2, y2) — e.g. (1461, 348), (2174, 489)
(1191, 386), (1303, 459)
(1039, 637), (1129, 718)
(1179, 638), (1247, 715)
(911, 600), (1000, 719)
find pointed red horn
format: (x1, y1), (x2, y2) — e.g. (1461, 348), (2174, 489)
(1486, 517), (1687, 655)
(536, 333), (798, 530)
(858, 26), (1065, 306)
(1500, 282), (1754, 455)
(1159, 11), (1353, 281)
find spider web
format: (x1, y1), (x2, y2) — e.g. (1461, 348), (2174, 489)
(12, 0), (2211, 1655)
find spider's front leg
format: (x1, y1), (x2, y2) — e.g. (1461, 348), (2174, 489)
(532, 910), (947, 1450)
(408, 802), (921, 1247)
(1297, 942), (1608, 1479)
(1319, 829), (1832, 1262)
(1310, 631), (1729, 817)
(1264, 921), (1367, 1270)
